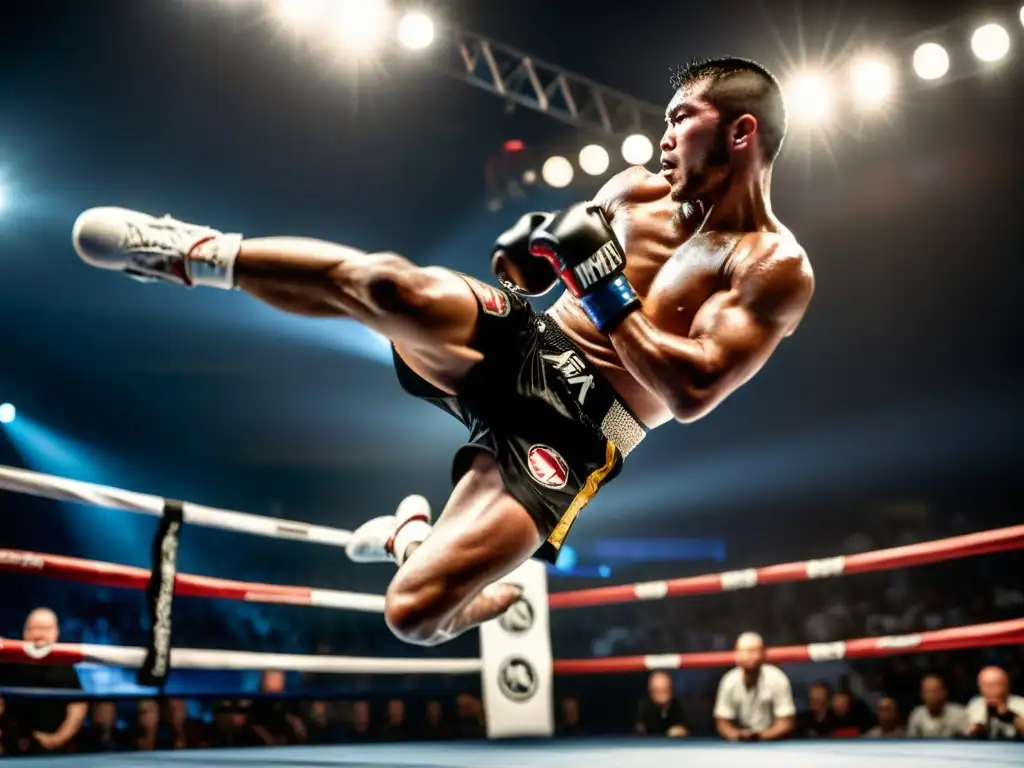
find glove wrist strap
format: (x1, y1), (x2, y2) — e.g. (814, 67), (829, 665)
(579, 274), (640, 333)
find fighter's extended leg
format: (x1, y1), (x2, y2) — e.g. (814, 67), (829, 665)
(72, 208), (540, 646)
(383, 452), (543, 647)
(72, 209), (484, 391)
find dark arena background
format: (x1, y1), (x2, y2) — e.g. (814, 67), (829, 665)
(0, 1), (1021, 766)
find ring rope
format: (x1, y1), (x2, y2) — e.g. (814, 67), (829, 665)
(1, 618), (1019, 676)
(0, 549), (385, 613)
(552, 617), (1024, 674)
(548, 524), (1024, 609)
(0, 464), (352, 547)
(0, 639), (481, 675)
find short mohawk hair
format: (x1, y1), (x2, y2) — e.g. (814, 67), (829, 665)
(670, 56), (787, 163)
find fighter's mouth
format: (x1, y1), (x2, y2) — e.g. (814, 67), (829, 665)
(659, 158), (676, 172)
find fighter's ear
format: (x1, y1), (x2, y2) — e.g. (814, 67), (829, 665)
(730, 114), (758, 152)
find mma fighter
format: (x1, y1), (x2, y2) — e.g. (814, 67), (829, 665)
(71, 58), (814, 647)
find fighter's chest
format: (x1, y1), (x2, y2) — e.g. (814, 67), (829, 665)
(628, 233), (737, 331)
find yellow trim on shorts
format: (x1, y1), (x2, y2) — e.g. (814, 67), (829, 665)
(546, 440), (620, 551)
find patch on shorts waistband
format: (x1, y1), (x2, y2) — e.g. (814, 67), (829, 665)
(466, 279), (511, 317)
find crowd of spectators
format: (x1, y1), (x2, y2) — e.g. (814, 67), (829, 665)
(0, 508), (1021, 755)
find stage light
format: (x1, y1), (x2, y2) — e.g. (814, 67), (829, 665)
(0, 181), (6, 213)
(851, 58), (894, 107)
(621, 133), (654, 165)
(971, 23), (1010, 63)
(1020, 4), (1024, 28)
(0, 403), (16, 425)
(579, 144), (610, 176)
(913, 43), (950, 80)
(787, 74), (832, 122)
(329, 0), (390, 51)
(397, 10), (434, 50)
(270, 0), (326, 31)
(542, 156), (573, 188)
(555, 545), (577, 572)
(522, 169), (537, 185)
(598, 565), (611, 578)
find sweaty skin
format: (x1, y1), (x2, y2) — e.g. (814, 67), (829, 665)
(549, 166), (814, 426)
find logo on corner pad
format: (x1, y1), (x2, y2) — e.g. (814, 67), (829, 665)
(527, 445), (569, 489)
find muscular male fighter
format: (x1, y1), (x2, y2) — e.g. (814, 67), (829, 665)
(71, 58), (813, 647)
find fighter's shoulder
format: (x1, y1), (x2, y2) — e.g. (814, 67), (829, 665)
(593, 166), (670, 212)
(732, 230), (814, 304)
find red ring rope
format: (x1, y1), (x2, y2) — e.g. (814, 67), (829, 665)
(547, 525), (1024, 610)
(551, 618), (1024, 674)
(0, 549), (384, 613)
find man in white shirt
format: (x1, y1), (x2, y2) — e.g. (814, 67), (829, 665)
(714, 632), (795, 741)
(965, 666), (1024, 741)
(907, 674), (967, 738)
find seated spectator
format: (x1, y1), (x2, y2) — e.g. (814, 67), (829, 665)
(132, 699), (175, 751)
(380, 698), (409, 741)
(797, 682), (837, 738)
(304, 701), (341, 745)
(907, 674), (967, 738)
(865, 697), (905, 738)
(0, 696), (8, 756)
(966, 666), (1024, 741)
(165, 698), (208, 749)
(0, 608), (87, 755)
(420, 699), (452, 741)
(349, 699), (375, 742)
(714, 632), (795, 742)
(78, 701), (129, 753)
(558, 697), (586, 737)
(455, 694), (484, 739)
(209, 701), (253, 748)
(635, 671), (688, 737)
(248, 670), (305, 746)
(830, 692), (864, 738)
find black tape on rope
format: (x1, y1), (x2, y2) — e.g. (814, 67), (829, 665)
(138, 498), (184, 688)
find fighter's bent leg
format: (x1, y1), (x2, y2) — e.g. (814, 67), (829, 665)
(383, 452), (542, 646)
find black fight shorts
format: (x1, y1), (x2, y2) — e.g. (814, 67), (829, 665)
(392, 279), (647, 563)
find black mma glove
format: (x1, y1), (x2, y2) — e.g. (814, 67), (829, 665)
(529, 202), (640, 332)
(491, 211), (559, 296)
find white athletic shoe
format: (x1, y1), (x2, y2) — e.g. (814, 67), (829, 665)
(345, 495), (432, 564)
(72, 207), (241, 289)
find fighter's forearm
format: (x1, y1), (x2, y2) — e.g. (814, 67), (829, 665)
(609, 311), (712, 421)
(230, 237), (379, 318)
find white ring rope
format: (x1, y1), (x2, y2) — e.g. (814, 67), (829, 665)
(0, 464), (352, 547)
(0, 639), (481, 675)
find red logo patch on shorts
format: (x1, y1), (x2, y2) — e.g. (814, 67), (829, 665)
(476, 284), (510, 317)
(527, 445), (569, 490)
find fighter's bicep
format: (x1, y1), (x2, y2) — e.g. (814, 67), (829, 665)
(693, 248), (813, 376)
(689, 292), (781, 380)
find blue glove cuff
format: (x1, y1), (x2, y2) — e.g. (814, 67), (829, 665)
(578, 274), (640, 332)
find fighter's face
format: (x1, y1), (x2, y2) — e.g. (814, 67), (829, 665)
(659, 82), (731, 202)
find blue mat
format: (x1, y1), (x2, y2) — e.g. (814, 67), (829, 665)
(21, 739), (1024, 767)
